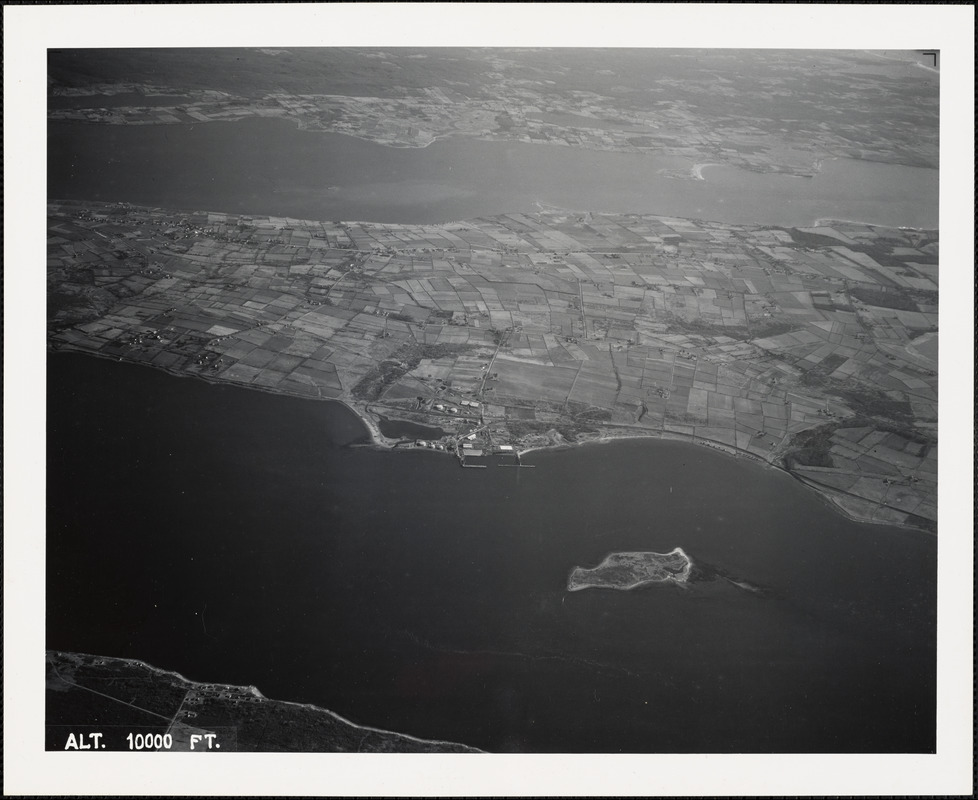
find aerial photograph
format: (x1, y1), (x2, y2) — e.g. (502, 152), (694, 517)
(5, 3), (974, 796)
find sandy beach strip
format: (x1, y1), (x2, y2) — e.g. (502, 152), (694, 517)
(691, 162), (722, 180)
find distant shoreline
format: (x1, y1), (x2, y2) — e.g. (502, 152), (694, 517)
(813, 216), (936, 231)
(47, 650), (482, 753)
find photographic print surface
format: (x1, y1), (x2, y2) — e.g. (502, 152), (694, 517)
(46, 45), (939, 756)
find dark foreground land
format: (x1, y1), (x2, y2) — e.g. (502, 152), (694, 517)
(46, 651), (481, 752)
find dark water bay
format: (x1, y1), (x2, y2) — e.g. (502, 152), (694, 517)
(48, 118), (938, 228)
(47, 354), (936, 752)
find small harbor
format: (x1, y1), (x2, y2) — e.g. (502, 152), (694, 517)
(408, 418), (535, 469)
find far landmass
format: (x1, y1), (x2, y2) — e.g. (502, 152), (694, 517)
(568, 547), (693, 591)
(48, 48), (937, 176)
(46, 651), (480, 752)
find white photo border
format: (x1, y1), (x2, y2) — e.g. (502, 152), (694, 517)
(4, 3), (974, 796)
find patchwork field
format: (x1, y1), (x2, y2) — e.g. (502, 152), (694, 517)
(48, 199), (938, 530)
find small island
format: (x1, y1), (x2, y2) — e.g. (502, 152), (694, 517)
(567, 547), (692, 592)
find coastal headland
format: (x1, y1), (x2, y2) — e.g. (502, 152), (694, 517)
(568, 548), (693, 591)
(48, 200), (938, 531)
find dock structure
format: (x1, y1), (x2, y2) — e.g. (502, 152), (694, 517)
(448, 418), (537, 469)
(497, 452), (535, 468)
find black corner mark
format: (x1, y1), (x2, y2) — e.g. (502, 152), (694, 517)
(922, 51), (938, 67)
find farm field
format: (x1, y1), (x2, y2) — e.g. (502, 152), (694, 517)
(48, 199), (938, 530)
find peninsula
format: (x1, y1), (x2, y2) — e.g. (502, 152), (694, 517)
(48, 200), (938, 532)
(568, 548), (693, 591)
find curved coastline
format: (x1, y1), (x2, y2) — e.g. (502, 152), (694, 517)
(482, 428), (934, 534)
(48, 346), (934, 533)
(691, 162), (722, 180)
(334, 396), (933, 535)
